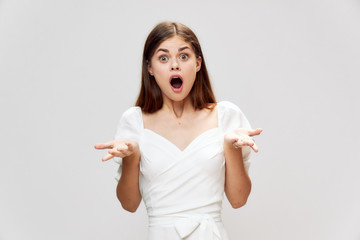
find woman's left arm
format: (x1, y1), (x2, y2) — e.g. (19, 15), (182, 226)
(223, 128), (262, 209)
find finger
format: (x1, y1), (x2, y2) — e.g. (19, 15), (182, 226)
(102, 153), (115, 162)
(235, 139), (259, 152)
(251, 142), (259, 153)
(119, 148), (132, 157)
(110, 143), (132, 157)
(233, 137), (251, 148)
(125, 142), (133, 151)
(109, 148), (121, 156)
(120, 142), (135, 157)
(94, 141), (114, 150)
(248, 128), (263, 137)
(117, 143), (129, 152)
(236, 138), (255, 147)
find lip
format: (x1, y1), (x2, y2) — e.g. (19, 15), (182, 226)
(169, 74), (183, 93)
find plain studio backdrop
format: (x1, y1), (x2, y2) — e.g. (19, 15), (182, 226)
(0, 0), (359, 239)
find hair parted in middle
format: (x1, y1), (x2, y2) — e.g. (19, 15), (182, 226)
(135, 22), (216, 113)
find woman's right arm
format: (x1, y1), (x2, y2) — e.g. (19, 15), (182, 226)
(95, 140), (142, 212)
(116, 146), (142, 212)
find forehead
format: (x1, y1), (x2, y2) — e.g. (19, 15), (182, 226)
(155, 36), (193, 52)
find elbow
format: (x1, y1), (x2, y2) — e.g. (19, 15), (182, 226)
(121, 203), (139, 213)
(116, 194), (140, 213)
(116, 184), (141, 213)
(231, 198), (248, 209)
(229, 183), (252, 209)
(118, 197), (139, 213)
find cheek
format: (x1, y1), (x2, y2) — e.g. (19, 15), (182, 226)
(186, 59), (199, 71)
(152, 69), (169, 88)
(183, 63), (198, 78)
(152, 63), (168, 76)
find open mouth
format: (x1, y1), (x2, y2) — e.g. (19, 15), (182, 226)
(170, 76), (183, 89)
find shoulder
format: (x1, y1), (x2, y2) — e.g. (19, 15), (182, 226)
(121, 106), (142, 118)
(119, 106), (142, 125)
(115, 106), (143, 140)
(217, 101), (244, 115)
(217, 101), (251, 132)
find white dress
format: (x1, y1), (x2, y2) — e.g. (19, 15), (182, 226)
(114, 101), (252, 240)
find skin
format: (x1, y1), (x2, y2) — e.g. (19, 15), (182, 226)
(147, 36), (201, 118)
(94, 36), (262, 212)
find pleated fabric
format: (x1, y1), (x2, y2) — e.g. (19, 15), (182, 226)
(114, 101), (252, 240)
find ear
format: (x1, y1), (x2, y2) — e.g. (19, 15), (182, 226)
(147, 60), (154, 76)
(196, 56), (202, 72)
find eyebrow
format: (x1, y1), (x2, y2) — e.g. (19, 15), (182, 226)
(156, 46), (190, 53)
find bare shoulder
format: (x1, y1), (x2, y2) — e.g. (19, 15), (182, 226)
(199, 104), (218, 127)
(201, 101), (218, 113)
(141, 110), (158, 129)
(142, 109), (173, 130)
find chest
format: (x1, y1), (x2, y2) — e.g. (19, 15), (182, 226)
(143, 109), (218, 151)
(139, 127), (225, 184)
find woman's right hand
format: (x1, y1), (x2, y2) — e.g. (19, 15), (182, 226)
(94, 139), (139, 162)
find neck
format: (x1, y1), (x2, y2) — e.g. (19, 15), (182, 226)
(162, 97), (193, 118)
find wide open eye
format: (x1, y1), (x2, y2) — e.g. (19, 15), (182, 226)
(179, 54), (188, 61)
(159, 56), (168, 62)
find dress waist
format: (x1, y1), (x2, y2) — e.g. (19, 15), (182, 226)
(149, 213), (223, 239)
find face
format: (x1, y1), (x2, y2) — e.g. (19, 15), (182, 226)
(148, 36), (202, 103)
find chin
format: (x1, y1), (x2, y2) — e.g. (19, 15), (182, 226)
(165, 92), (190, 102)
(169, 96), (188, 102)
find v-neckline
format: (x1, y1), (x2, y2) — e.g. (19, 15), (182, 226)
(143, 127), (219, 153)
(140, 104), (220, 152)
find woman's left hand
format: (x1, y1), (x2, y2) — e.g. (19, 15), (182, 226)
(224, 128), (263, 152)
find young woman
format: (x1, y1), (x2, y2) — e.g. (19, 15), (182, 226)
(95, 22), (262, 240)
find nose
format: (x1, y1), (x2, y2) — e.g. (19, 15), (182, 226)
(170, 58), (180, 71)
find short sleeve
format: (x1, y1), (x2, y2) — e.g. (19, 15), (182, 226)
(113, 107), (142, 181)
(218, 101), (252, 173)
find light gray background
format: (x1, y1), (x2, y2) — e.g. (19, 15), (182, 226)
(1, 0), (359, 239)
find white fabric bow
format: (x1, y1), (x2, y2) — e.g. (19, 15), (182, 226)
(174, 214), (222, 240)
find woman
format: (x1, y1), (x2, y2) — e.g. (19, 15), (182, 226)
(95, 22), (262, 240)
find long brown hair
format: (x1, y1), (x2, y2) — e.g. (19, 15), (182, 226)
(136, 22), (216, 113)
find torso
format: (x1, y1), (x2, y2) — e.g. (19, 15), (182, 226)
(142, 104), (218, 151)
